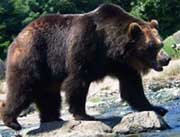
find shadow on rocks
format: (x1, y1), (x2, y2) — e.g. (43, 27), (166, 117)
(25, 116), (122, 136)
(27, 121), (66, 135)
(95, 116), (122, 128)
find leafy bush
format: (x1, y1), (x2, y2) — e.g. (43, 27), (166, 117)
(130, 0), (180, 38)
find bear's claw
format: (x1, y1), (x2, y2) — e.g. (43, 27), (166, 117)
(5, 121), (22, 130)
(152, 106), (168, 116)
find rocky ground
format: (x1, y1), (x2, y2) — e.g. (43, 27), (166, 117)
(0, 60), (180, 137)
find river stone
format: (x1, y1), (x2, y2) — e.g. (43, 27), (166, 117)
(148, 83), (165, 91)
(113, 111), (170, 134)
(0, 81), (7, 94)
(22, 120), (115, 137)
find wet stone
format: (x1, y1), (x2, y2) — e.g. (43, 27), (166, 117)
(113, 111), (170, 134)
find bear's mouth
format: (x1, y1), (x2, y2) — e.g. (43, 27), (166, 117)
(150, 61), (163, 71)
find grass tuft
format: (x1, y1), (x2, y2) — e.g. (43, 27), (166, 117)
(164, 36), (180, 58)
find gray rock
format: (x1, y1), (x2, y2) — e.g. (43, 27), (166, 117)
(0, 80), (7, 93)
(22, 120), (115, 137)
(173, 30), (180, 44)
(20, 104), (36, 117)
(148, 83), (165, 92)
(148, 80), (180, 92)
(113, 111), (170, 134)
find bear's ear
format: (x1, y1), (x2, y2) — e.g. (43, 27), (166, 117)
(150, 19), (159, 29)
(128, 22), (142, 41)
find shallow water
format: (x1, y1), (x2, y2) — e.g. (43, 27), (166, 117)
(95, 96), (180, 137)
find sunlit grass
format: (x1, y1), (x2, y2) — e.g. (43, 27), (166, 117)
(164, 36), (180, 58)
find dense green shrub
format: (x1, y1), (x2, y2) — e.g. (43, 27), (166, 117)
(130, 0), (180, 38)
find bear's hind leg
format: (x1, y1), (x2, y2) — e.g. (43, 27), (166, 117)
(35, 84), (62, 123)
(63, 75), (94, 120)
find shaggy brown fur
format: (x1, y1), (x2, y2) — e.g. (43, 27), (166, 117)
(0, 100), (5, 119)
(2, 4), (171, 130)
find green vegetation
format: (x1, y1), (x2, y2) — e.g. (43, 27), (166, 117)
(164, 36), (180, 58)
(130, 0), (180, 38)
(0, 0), (180, 59)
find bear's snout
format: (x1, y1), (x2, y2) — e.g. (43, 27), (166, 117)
(157, 49), (171, 66)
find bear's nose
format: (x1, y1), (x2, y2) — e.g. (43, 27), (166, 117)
(158, 56), (171, 66)
(167, 56), (171, 62)
(164, 56), (171, 66)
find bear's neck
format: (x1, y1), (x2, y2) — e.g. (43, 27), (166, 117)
(88, 4), (148, 73)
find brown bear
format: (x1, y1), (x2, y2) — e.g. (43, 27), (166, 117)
(2, 4), (171, 130)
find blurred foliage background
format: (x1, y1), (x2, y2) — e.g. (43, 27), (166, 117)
(0, 0), (180, 59)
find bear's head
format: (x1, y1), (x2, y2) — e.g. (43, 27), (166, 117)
(127, 20), (171, 73)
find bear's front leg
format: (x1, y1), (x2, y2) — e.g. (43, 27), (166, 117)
(63, 75), (95, 120)
(119, 68), (168, 116)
